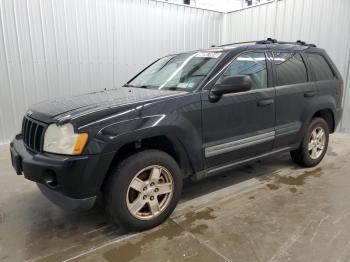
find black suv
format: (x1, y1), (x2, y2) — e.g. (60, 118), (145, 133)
(10, 39), (343, 231)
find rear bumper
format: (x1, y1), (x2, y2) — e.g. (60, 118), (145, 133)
(10, 135), (114, 210)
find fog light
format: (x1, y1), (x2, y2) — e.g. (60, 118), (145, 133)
(43, 170), (58, 189)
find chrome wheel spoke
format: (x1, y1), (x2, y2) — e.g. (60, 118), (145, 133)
(149, 199), (160, 215)
(157, 183), (172, 195)
(129, 196), (146, 214)
(311, 147), (318, 158)
(149, 167), (162, 183)
(308, 142), (315, 151)
(317, 129), (324, 139)
(130, 178), (146, 192)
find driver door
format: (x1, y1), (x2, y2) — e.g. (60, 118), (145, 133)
(201, 51), (276, 169)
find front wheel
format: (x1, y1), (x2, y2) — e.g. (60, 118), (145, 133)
(105, 150), (182, 231)
(290, 117), (329, 167)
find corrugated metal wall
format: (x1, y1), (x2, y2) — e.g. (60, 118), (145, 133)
(0, 0), (223, 144)
(224, 0), (350, 133)
(1, 0), (350, 144)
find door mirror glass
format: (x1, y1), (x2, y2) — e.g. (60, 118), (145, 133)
(211, 75), (252, 96)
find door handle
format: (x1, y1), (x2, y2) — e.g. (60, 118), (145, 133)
(257, 99), (274, 107)
(304, 91), (317, 97)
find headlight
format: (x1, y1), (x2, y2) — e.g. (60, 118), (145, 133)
(43, 123), (88, 155)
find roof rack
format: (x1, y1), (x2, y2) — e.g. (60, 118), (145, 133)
(256, 38), (277, 44)
(272, 39), (317, 47)
(212, 38), (316, 48)
(211, 40), (262, 47)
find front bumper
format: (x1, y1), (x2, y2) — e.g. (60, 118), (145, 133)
(10, 135), (114, 210)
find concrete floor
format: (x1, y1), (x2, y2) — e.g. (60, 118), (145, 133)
(1, 134), (350, 262)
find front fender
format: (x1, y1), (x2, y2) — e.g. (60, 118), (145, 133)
(91, 114), (203, 172)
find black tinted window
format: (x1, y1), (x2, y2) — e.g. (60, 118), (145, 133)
(307, 53), (335, 81)
(220, 52), (268, 90)
(274, 52), (308, 86)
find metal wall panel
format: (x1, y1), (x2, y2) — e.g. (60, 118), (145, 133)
(224, 0), (350, 133)
(0, 0), (223, 144)
(2, 0), (350, 145)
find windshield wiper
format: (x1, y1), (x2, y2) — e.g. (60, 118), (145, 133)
(167, 87), (190, 92)
(124, 84), (151, 89)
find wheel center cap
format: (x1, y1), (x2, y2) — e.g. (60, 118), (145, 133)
(145, 188), (154, 196)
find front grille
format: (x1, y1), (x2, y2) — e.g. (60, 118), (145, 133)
(22, 116), (47, 152)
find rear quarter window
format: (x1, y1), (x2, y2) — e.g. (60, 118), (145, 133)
(306, 53), (335, 81)
(274, 52), (308, 86)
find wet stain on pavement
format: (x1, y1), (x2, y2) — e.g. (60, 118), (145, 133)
(289, 187), (297, 193)
(262, 167), (322, 192)
(248, 196), (255, 200)
(190, 224), (209, 234)
(103, 221), (183, 262)
(266, 184), (279, 190)
(180, 207), (216, 228)
(274, 167), (322, 186)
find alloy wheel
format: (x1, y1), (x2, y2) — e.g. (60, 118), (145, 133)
(126, 165), (174, 220)
(308, 126), (326, 160)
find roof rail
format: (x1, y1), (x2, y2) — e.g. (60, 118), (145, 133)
(211, 38), (316, 48)
(211, 40), (263, 47)
(296, 40), (317, 47)
(256, 38), (277, 44)
(258, 38), (317, 47)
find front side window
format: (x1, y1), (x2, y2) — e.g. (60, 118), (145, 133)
(274, 52), (308, 86)
(306, 53), (335, 81)
(127, 52), (223, 91)
(218, 52), (268, 90)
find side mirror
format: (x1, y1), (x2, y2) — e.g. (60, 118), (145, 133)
(210, 75), (252, 100)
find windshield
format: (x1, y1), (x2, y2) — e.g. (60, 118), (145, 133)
(127, 51), (223, 91)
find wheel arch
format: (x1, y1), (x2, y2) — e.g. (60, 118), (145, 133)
(106, 134), (195, 178)
(311, 108), (335, 133)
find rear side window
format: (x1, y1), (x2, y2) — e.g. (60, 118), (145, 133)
(306, 53), (335, 81)
(274, 52), (308, 86)
(220, 52), (268, 90)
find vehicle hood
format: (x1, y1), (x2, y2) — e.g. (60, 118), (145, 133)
(28, 87), (186, 123)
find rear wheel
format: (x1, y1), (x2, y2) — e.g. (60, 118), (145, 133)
(105, 150), (182, 231)
(290, 117), (329, 167)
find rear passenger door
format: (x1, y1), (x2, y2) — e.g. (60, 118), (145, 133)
(273, 52), (317, 148)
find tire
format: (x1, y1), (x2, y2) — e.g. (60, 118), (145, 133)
(105, 149), (182, 231)
(290, 117), (329, 167)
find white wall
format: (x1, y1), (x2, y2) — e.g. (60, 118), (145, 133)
(0, 0), (223, 144)
(224, 0), (350, 133)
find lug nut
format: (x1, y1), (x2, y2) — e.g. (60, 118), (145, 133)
(150, 182), (155, 187)
(154, 188), (159, 193)
(143, 187), (147, 191)
(143, 195), (147, 200)
(150, 196), (154, 201)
